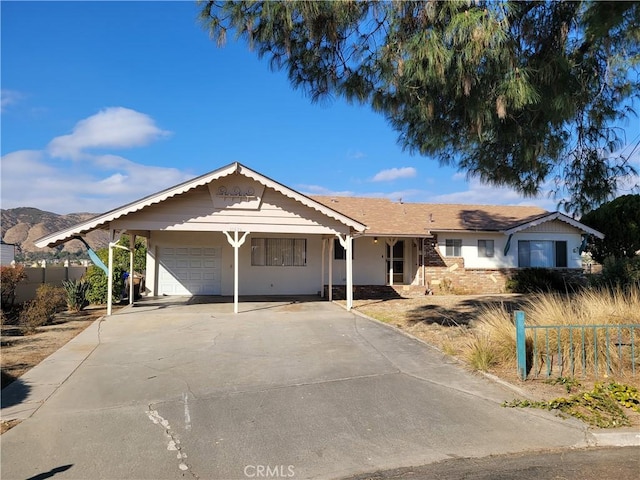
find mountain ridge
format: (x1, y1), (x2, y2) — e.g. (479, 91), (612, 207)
(1, 207), (109, 258)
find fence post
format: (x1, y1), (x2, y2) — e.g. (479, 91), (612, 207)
(515, 310), (527, 380)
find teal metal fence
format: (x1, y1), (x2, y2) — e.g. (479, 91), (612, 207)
(515, 310), (639, 380)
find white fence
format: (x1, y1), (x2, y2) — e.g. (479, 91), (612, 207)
(14, 265), (89, 304)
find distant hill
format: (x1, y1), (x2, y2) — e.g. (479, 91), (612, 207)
(1, 207), (109, 260)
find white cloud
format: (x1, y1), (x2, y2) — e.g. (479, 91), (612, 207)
(1, 109), (190, 214)
(297, 184), (355, 197)
(346, 150), (366, 160)
(428, 176), (558, 210)
(372, 166), (417, 182)
(47, 107), (171, 159)
(1, 89), (25, 113)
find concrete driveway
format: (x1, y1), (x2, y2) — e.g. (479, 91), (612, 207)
(1, 297), (589, 479)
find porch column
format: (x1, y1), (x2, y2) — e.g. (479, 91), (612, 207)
(223, 229), (250, 314)
(107, 229), (116, 316)
(321, 237), (326, 298)
(328, 238), (334, 302)
(128, 235), (136, 305)
(336, 234), (354, 311)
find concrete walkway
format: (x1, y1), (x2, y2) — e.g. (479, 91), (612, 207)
(1, 297), (637, 479)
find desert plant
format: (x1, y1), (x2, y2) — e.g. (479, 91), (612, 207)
(62, 279), (90, 312)
(1, 265), (27, 308)
(19, 284), (66, 334)
(474, 286), (640, 378)
(464, 333), (497, 371)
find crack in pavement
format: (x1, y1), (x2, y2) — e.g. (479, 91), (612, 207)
(150, 370), (401, 407)
(146, 405), (200, 479)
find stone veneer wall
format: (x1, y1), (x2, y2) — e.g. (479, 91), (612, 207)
(424, 247), (586, 294)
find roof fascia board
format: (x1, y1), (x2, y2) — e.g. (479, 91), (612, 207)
(430, 229), (500, 234)
(503, 212), (604, 238)
(35, 162), (241, 248)
(35, 162), (366, 248)
(235, 164), (366, 232)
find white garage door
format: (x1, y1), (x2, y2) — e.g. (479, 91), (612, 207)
(158, 247), (221, 295)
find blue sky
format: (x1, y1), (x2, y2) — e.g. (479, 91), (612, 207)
(1, 1), (638, 215)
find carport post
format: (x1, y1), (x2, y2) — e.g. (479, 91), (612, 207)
(128, 235), (135, 305)
(336, 233), (353, 310)
(107, 241), (114, 316)
(345, 234), (353, 310)
(321, 238), (326, 298)
(223, 229), (250, 314)
(328, 239), (333, 302)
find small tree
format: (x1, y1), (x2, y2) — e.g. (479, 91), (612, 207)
(1, 265), (27, 309)
(580, 195), (640, 263)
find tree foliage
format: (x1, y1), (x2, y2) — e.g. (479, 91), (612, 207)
(1, 265), (27, 309)
(84, 236), (147, 305)
(199, 0), (639, 214)
(580, 194), (640, 262)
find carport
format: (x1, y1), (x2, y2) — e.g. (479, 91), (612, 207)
(35, 162), (367, 314)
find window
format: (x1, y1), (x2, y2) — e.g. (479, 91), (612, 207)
(251, 238), (306, 266)
(445, 239), (462, 257)
(334, 238), (354, 260)
(518, 240), (567, 268)
(478, 240), (495, 258)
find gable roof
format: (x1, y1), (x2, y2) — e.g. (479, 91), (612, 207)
(504, 211), (604, 238)
(311, 196), (604, 238)
(35, 162), (367, 248)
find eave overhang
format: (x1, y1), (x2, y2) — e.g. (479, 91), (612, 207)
(35, 162), (367, 248)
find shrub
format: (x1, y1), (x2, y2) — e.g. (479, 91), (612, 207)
(84, 265), (125, 305)
(464, 333), (498, 371)
(597, 256), (640, 289)
(1, 265), (27, 308)
(505, 268), (576, 293)
(62, 279), (90, 312)
(19, 284), (66, 334)
(474, 286), (640, 377)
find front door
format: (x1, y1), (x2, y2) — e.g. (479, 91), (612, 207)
(386, 240), (404, 285)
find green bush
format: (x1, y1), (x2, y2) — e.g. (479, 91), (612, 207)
(84, 235), (146, 305)
(85, 265), (125, 305)
(62, 279), (90, 312)
(505, 268), (575, 293)
(19, 284), (66, 334)
(596, 256), (640, 289)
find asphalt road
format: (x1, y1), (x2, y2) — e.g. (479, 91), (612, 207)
(345, 446), (640, 480)
(0, 297), (615, 479)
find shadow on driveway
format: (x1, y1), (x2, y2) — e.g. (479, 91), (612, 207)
(1, 375), (31, 409)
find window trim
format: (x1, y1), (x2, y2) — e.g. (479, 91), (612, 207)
(251, 238), (307, 267)
(518, 240), (568, 268)
(445, 239), (462, 257)
(477, 239), (495, 258)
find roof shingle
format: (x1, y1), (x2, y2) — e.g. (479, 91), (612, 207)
(312, 196), (549, 236)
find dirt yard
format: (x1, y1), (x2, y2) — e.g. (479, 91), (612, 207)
(0, 306), (113, 389)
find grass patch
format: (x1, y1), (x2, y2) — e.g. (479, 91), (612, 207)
(472, 286), (640, 379)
